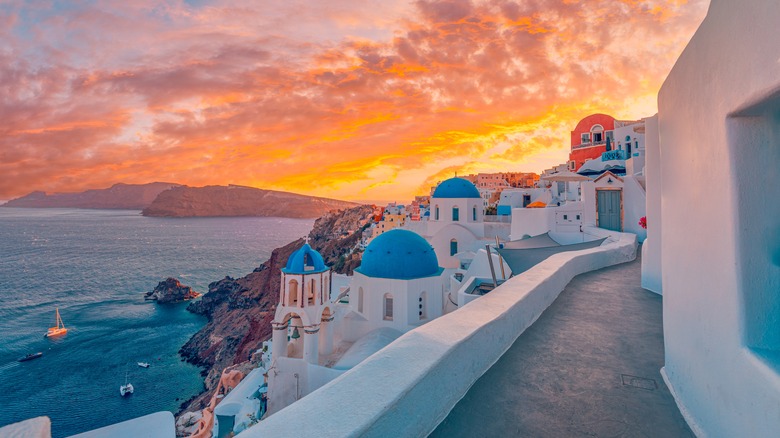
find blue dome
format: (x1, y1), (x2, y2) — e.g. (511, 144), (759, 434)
(358, 229), (441, 280)
(432, 177), (480, 199)
(282, 243), (328, 274)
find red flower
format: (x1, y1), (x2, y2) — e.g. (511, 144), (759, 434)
(638, 216), (647, 229)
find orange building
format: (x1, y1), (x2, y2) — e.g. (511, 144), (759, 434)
(568, 114), (617, 171)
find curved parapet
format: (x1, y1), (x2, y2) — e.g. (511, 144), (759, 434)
(242, 228), (636, 437)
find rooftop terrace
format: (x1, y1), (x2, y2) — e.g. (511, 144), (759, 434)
(431, 254), (692, 437)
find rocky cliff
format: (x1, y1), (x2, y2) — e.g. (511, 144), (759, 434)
(178, 204), (373, 411)
(145, 278), (201, 303)
(142, 185), (358, 218)
(1, 182), (180, 209)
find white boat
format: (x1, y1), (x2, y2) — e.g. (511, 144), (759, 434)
(120, 372), (134, 396)
(137, 362), (150, 368)
(44, 308), (68, 338)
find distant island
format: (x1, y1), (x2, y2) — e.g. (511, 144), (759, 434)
(1, 182), (180, 209)
(2, 182), (359, 219)
(142, 185), (358, 218)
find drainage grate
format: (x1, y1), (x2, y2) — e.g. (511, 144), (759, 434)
(621, 374), (657, 391)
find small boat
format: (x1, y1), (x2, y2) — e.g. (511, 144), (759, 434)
(137, 362), (150, 368)
(44, 308), (68, 338)
(18, 352), (43, 362)
(120, 372), (134, 396)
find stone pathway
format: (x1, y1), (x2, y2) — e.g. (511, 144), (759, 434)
(431, 255), (693, 437)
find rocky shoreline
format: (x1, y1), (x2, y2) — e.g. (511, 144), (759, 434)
(175, 205), (374, 414)
(145, 278), (201, 303)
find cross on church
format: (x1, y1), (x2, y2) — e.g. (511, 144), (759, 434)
(304, 236), (310, 245)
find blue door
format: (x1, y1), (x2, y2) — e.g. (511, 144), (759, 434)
(597, 190), (622, 231)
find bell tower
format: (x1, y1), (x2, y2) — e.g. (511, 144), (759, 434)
(271, 240), (332, 364)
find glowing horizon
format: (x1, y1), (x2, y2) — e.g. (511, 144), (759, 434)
(0, 0), (709, 202)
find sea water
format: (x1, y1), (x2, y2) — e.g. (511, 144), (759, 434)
(0, 208), (313, 437)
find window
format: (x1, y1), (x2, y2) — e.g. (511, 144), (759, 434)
(473, 206), (477, 221)
(289, 279), (299, 306)
(729, 94), (780, 359)
(591, 124), (604, 142)
(308, 279), (316, 305)
(581, 132), (590, 144)
(435, 206), (439, 220)
(419, 292), (427, 320)
(563, 214), (568, 220)
(383, 293), (393, 320)
(452, 207), (459, 221)
(450, 239), (458, 256)
(357, 287), (364, 313)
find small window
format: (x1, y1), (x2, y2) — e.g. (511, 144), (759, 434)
(308, 279), (316, 305)
(358, 287), (364, 313)
(383, 294), (393, 320)
(452, 207), (459, 221)
(450, 239), (458, 256)
(581, 132), (590, 144)
(576, 214), (581, 220)
(473, 206), (477, 221)
(435, 206), (439, 220)
(289, 279), (299, 306)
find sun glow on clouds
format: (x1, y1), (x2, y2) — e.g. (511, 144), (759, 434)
(0, 0), (708, 202)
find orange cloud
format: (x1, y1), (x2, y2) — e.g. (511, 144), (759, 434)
(0, 0), (709, 202)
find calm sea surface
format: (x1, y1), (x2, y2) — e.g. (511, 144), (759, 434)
(0, 208), (313, 437)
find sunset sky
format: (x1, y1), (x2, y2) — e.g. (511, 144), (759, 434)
(0, 0), (708, 203)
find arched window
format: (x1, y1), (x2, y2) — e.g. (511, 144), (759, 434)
(289, 279), (299, 306)
(591, 124), (604, 143)
(383, 293), (393, 321)
(452, 206), (459, 221)
(450, 238), (458, 256)
(419, 292), (427, 320)
(358, 287), (364, 313)
(435, 205), (439, 220)
(308, 278), (316, 305)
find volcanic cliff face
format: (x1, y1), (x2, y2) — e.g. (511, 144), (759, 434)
(1, 182), (179, 209)
(142, 185), (358, 218)
(178, 204), (373, 410)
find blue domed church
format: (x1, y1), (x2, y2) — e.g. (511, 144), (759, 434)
(267, 232), (446, 414)
(424, 177), (489, 269)
(343, 229), (445, 341)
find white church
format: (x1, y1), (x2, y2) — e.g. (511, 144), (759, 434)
(266, 230), (448, 414)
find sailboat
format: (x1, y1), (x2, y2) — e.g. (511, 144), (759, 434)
(44, 308), (68, 338)
(120, 371), (134, 396)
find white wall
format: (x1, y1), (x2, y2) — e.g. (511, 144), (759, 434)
(657, 1), (780, 436)
(267, 357), (345, 416)
(429, 223), (479, 269)
(641, 115), (662, 294)
(347, 272), (444, 341)
(509, 207), (553, 240)
(622, 176), (647, 242)
(244, 228), (636, 437)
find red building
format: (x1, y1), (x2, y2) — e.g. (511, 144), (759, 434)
(568, 114), (616, 171)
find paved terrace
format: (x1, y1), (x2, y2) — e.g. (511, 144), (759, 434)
(431, 255), (693, 437)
